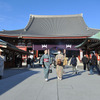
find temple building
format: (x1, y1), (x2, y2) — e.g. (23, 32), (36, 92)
(0, 13), (100, 62)
(76, 31), (100, 60)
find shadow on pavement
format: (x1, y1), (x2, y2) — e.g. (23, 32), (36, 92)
(49, 70), (86, 81)
(3, 68), (32, 79)
(0, 70), (40, 95)
(49, 77), (57, 81)
(63, 70), (86, 80)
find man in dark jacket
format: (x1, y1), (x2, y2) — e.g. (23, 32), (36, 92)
(70, 55), (78, 74)
(89, 52), (100, 75)
(82, 55), (88, 70)
(27, 56), (31, 68)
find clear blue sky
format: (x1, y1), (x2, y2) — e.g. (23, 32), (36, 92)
(0, 0), (100, 31)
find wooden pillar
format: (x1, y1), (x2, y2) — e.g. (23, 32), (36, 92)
(85, 50), (89, 58)
(95, 50), (99, 61)
(36, 50), (38, 58)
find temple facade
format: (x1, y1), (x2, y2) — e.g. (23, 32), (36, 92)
(0, 13), (100, 62)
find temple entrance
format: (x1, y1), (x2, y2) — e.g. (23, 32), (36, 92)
(33, 44), (80, 60)
(66, 50), (80, 57)
(38, 50), (44, 57)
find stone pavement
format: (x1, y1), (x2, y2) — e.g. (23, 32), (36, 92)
(3, 67), (31, 79)
(0, 65), (100, 100)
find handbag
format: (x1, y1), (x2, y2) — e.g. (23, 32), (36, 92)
(49, 68), (52, 73)
(63, 57), (67, 66)
(57, 59), (61, 65)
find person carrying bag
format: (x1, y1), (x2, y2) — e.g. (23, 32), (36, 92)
(40, 49), (52, 82)
(55, 50), (64, 80)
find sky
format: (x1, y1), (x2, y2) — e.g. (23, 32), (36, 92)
(0, 0), (100, 31)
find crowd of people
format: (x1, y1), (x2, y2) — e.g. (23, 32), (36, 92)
(0, 49), (100, 80)
(40, 49), (76, 82)
(40, 49), (100, 82)
(27, 55), (36, 68)
(82, 52), (100, 75)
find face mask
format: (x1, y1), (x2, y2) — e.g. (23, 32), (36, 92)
(58, 51), (60, 54)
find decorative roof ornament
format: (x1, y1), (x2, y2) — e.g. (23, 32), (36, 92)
(18, 33), (23, 38)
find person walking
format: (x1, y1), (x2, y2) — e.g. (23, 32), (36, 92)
(70, 55), (78, 74)
(31, 57), (35, 68)
(63, 56), (67, 74)
(86, 57), (91, 71)
(29, 51), (34, 68)
(55, 50), (64, 80)
(40, 49), (52, 82)
(0, 52), (5, 79)
(88, 52), (100, 75)
(15, 55), (22, 68)
(82, 55), (88, 70)
(27, 56), (31, 68)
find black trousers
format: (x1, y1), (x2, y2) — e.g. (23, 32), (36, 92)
(83, 63), (90, 71)
(83, 63), (86, 70)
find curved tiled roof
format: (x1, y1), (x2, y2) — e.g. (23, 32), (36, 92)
(0, 14), (100, 38)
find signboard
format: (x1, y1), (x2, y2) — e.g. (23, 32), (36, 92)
(33, 44), (79, 50)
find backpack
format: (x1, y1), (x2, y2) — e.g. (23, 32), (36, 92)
(71, 57), (77, 66)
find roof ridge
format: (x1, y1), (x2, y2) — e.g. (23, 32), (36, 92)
(30, 13), (83, 18)
(88, 27), (100, 31)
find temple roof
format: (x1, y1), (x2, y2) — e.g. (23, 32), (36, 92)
(0, 14), (100, 39)
(75, 31), (100, 50)
(0, 39), (32, 55)
(89, 31), (100, 40)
